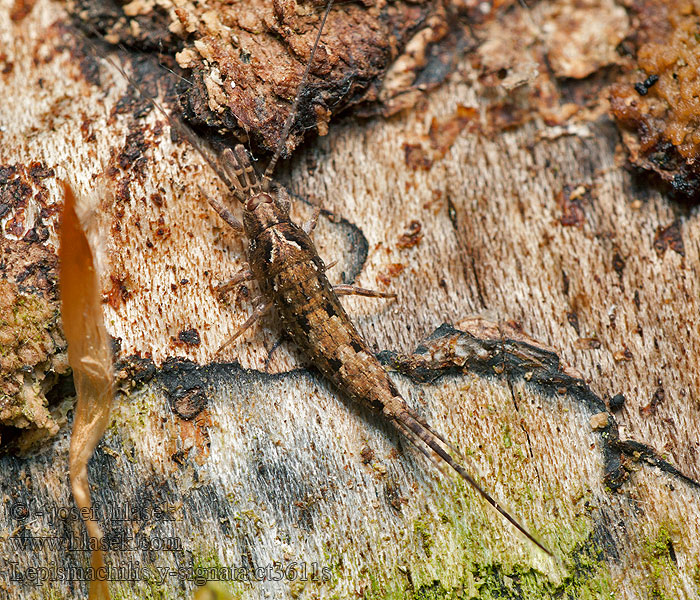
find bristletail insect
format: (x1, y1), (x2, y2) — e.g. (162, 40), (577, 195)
(84, 0), (552, 557)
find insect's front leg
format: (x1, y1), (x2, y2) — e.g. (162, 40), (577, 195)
(199, 187), (244, 232)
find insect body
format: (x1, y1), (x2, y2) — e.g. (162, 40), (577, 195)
(215, 144), (402, 416)
(207, 144), (551, 556)
(89, 0), (551, 557)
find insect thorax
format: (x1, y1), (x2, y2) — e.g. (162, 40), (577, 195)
(242, 193), (290, 239)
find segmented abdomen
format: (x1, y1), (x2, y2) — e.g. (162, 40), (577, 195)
(249, 221), (399, 414)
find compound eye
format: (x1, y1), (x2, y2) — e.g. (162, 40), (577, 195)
(246, 193), (274, 211)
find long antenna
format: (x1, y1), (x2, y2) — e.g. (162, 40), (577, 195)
(77, 25), (240, 194)
(262, 0), (335, 186)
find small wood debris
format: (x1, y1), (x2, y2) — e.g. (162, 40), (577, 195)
(590, 412), (609, 430)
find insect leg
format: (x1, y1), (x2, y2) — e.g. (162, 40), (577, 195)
(216, 268), (254, 296)
(199, 187), (244, 232)
(215, 300), (272, 356)
(333, 284), (397, 299)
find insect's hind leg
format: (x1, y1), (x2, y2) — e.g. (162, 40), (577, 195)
(393, 417), (446, 474)
(303, 205), (321, 234)
(333, 284), (397, 299)
(401, 404), (465, 460)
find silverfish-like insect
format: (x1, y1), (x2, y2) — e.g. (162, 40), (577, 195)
(91, 0), (551, 556)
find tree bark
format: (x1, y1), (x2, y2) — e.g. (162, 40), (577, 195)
(1, 1), (698, 599)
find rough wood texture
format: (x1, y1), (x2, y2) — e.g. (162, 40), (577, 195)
(70, 0), (447, 154)
(1, 1), (699, 599)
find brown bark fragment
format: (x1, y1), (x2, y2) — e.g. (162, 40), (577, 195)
(542, 0), (629, 79)
(558, 184), (588, 228)
(10, 0), (37, 22)
(72, 0), (442, 156)
(640, 383), (665, 417)
(0, 163), (67, 446)
(403, 142), (433, 170)
(609, 0), (700, 200)
(428, 104), (478, 158)
(396, 220), (423, 249)
(653, 220), (685, 257)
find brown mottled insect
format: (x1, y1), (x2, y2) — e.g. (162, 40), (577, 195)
(209, 143), (557, 556)
(91, 0), (551, 556)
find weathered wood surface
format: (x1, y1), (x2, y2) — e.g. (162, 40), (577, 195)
(1, 1), (699, 599)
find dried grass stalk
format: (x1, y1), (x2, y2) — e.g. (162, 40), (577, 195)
(59, 181), (114, 600)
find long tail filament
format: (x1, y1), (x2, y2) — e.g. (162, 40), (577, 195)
(395, 409), (552, 556)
